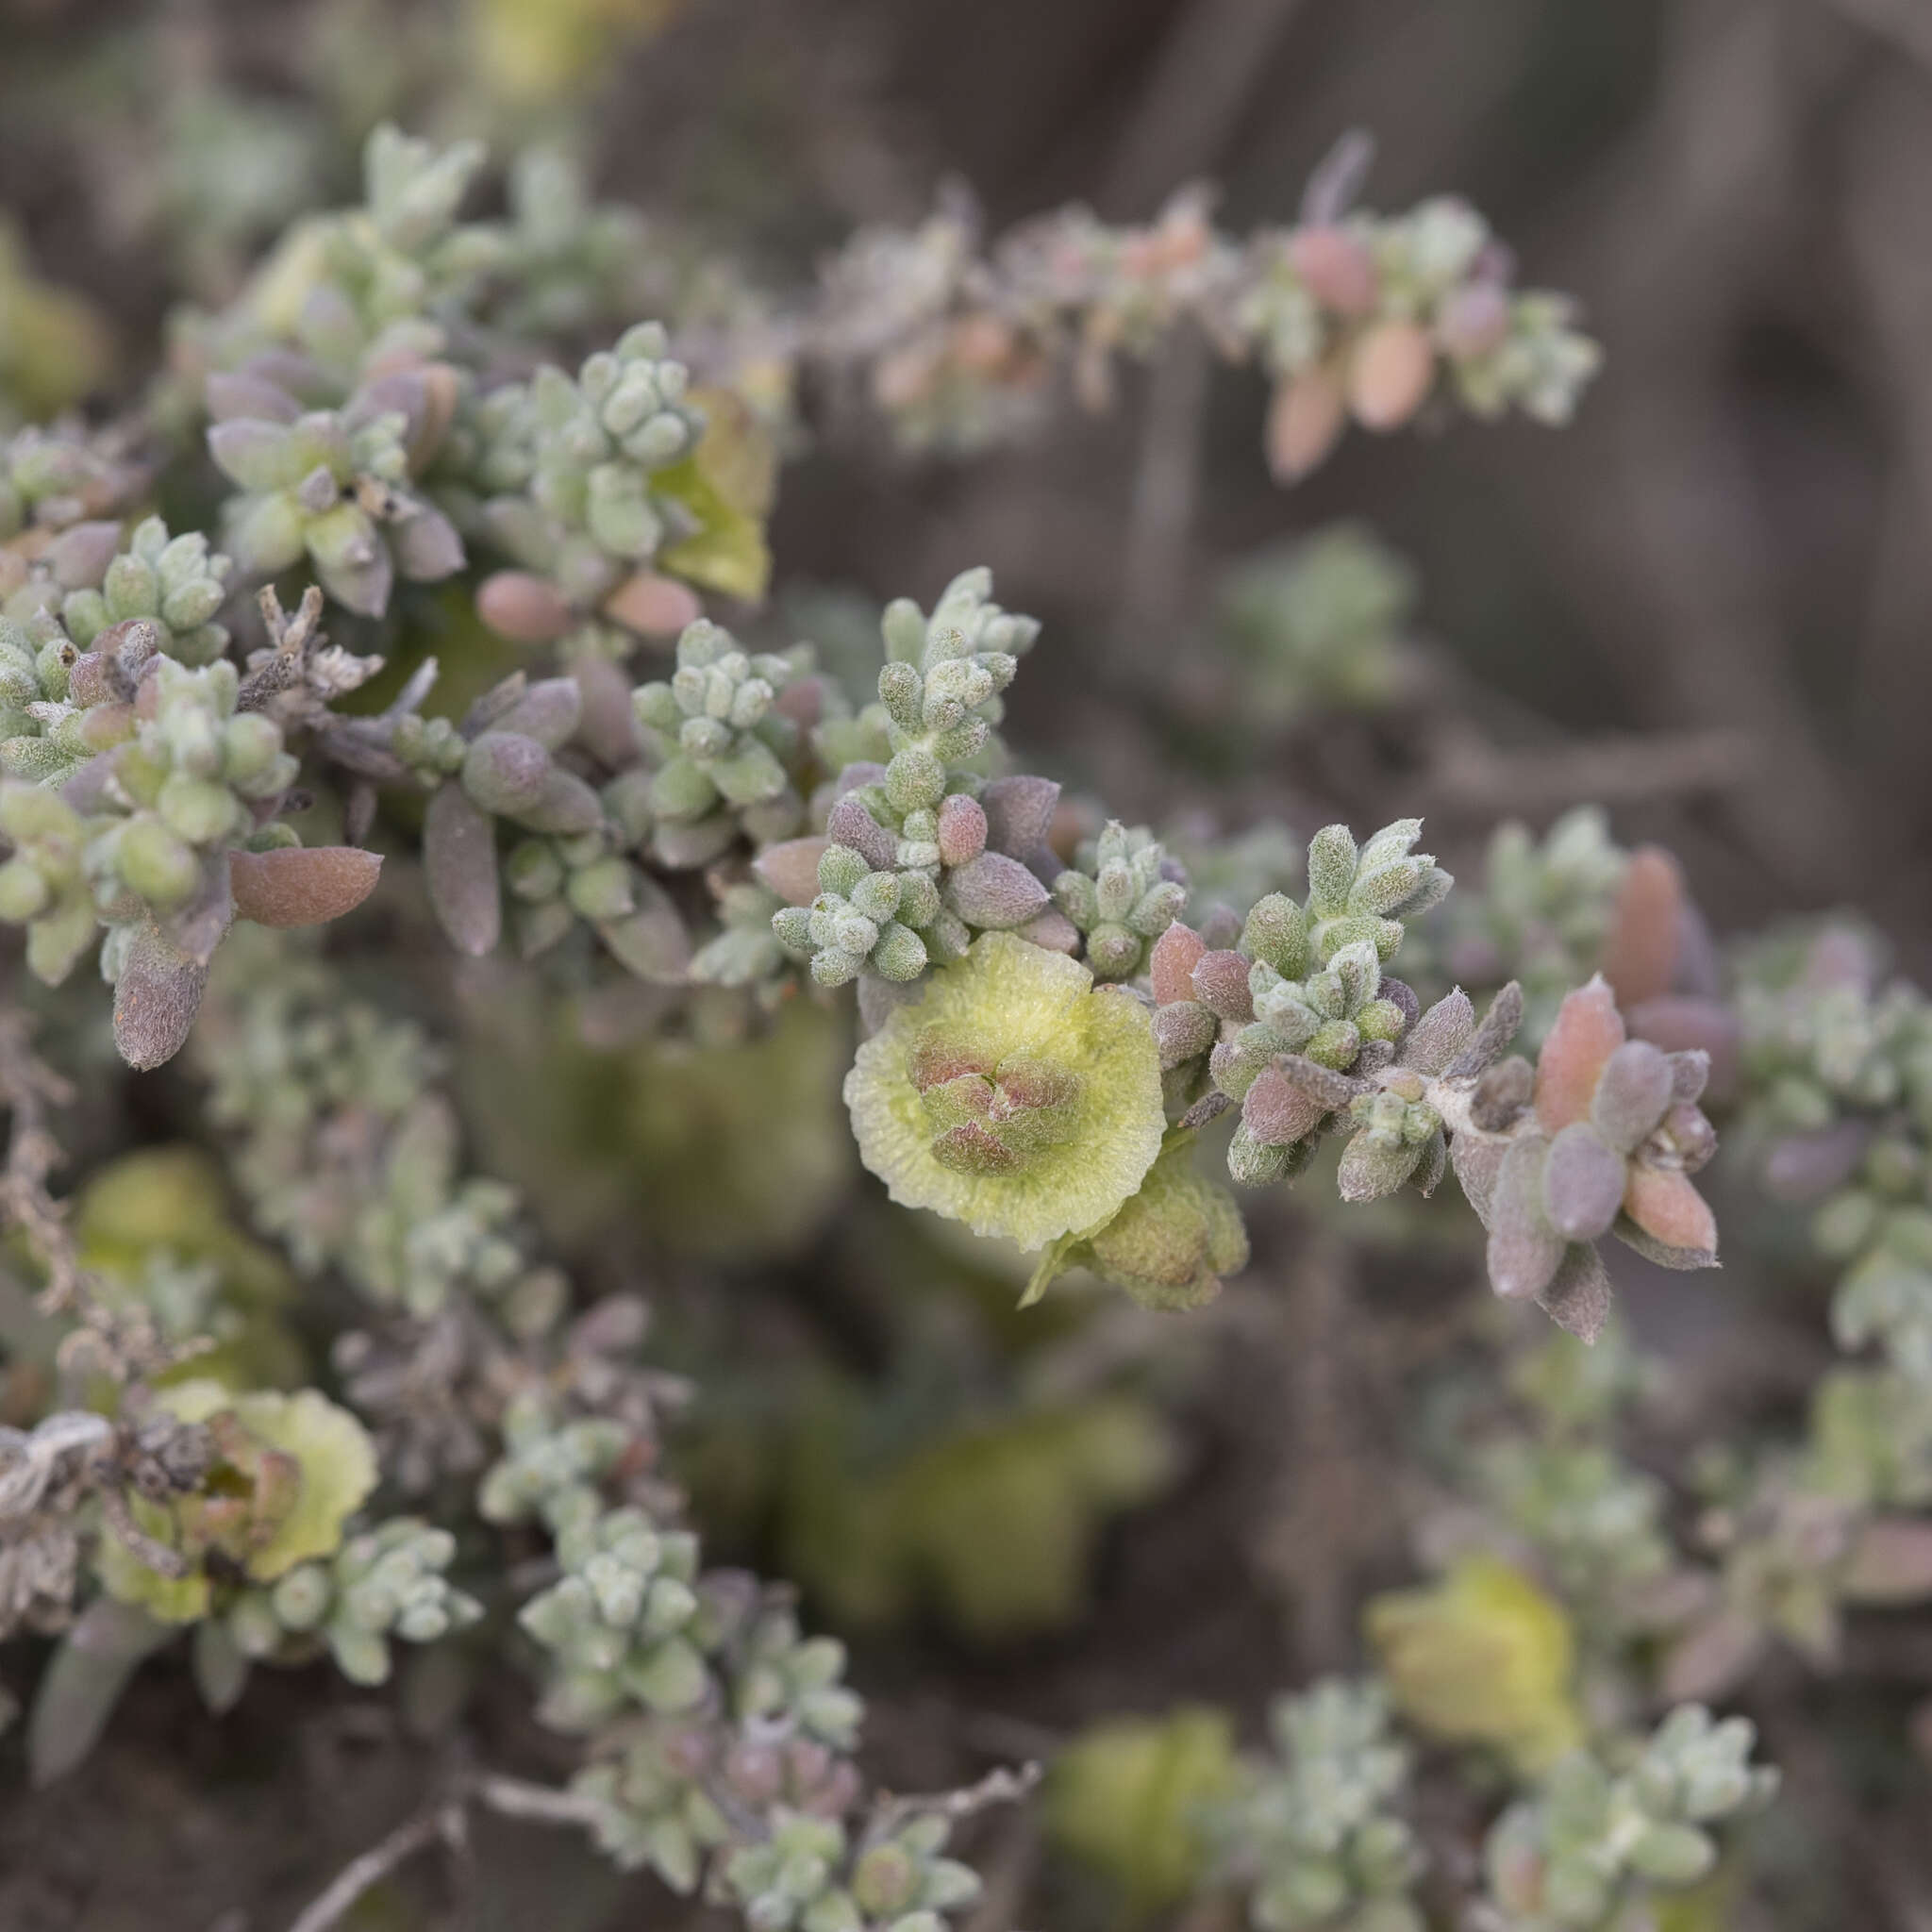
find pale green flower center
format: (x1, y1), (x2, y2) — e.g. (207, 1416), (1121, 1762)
(909, 1026), (1084, 1176)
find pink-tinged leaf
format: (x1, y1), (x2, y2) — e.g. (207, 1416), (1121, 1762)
(1589, 1039), (1674, 1153)
(754, 837), (830, 908)
(602, 568), (702, 638)
(1241, 1065), (1326, 1147)
(1535, 975), (1624, 1132)
(113, 924), (209, 1071)
(1015, 907), (1081, 955)
(571, 655), (642, 768)
(1662, 1608), (1769, 1704)
(979, 774), (1060, 859)
(477, 570), (574, 645)
(1841, 1520), (1932, 1605)
(942, 852), (1049, 929)
(1601, 844), (1684, 1007)
(1347, 321), (1435, 430)
(1486, 1134), (1563, 1300)
(230, 846), (382, 928)
(1266, 366), (1346, 482)
(424, 783), (501, 957)
(936, 793), (988, 868)
(1288, 226), (1380, 314)
(1541, 1122), (1626, 1241)
(1149, 922), (1207, 1006)
(1621, 1166), (1718, 1265)
(1153, 1001), (1217, 1069)
(1191, 949), (1255, 1022)
(824, 793), (898, 871)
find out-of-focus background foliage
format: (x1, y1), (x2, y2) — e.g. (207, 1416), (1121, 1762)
(4, 0), (1931, 1926)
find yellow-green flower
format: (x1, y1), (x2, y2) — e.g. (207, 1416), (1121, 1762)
(97, 1382), (377, 1623)
(843, 933), (1165, 1250)
(1365, 1555), (1583, 1774)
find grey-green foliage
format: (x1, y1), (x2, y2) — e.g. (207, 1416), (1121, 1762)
(1206, 1677), (1424, 1932)
(632, 619), (805, 859)
(518, 1504), (708, 1729)
(477, 1396), (629, 1534)
(209, 382), (463, 618)
(0, 609), (122, 788)
(1214, 525), (1414, 727)
(1738, 927), (1932, 1379)
(345, 1095), (565, 1334)
(477, 322), (704, 608)
(768, 571), (1054, 989)
(489, 146), (654, 340)
(61, 517), (234, 668)
(0, 656), (302, 988)
(874, 566), (1039, 787)
(691, 874), (792, 993)
(723, 1811), (981, 1932)
(217, 1516), (480, 1690)
(0, 425), (137, 541)
(777, 841), (939, 988)
(1482, 1707), (1776, 1929)
(1053, 821), (1187, 980)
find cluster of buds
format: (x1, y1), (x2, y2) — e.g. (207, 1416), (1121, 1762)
(0, 423), (143, 543)
(801, 154), (1598, 483)
(217, 1516), (480, 1691)
(766, 573), (1050, 991)
(1483, 1707), (1776, 1927)
(631, 620), (806, 862)
(0, 607), (134, 788)
(768, 771), (1063, 993)
(413, 671), (669, 969)
(518, 1504), (708, 1729)
(208, 364), (464, 617)
(1441, 978), (1718, 1341)
(1052, 822), (1187, 981)
(474, 323), (705, 617)
(477, 1395), (630, 1534)
(59, 517), (234, 668)
(1145, 820), (1447, 1179)
(1205, 1677), (1424, 1932)
(0, 647), (381, 1065)
(723, 1812), (982, 1932)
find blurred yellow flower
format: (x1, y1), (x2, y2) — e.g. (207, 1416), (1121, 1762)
(1365, 1555), (1583, 1774)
